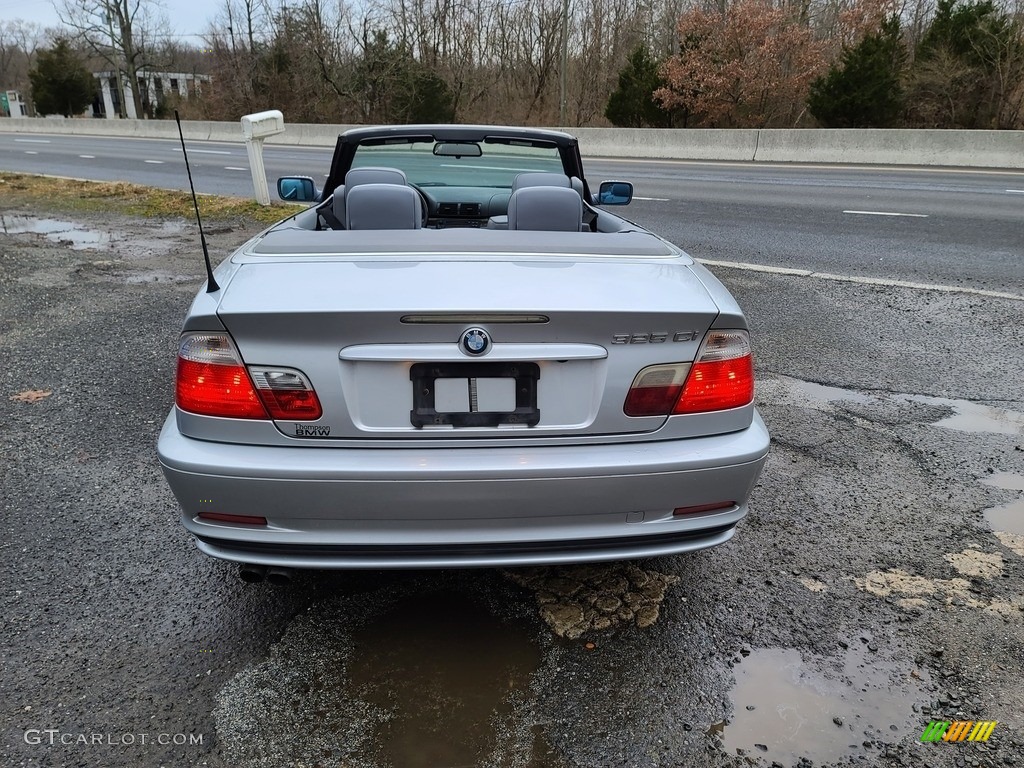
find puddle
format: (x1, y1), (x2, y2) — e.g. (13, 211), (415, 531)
(762, 376), (1024, 436)
(908, 396), (1024, 436)
(984, 499), (1024, 535)
(346, 592), (541, 768)
(1, 214), (115, 250)
(981, 473), (1024, 535)
(719, 644), (921, 764)
(772, 378), (876, 406)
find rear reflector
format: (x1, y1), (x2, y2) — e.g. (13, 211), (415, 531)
(673, 502), (735, 517)
(176, 334), (267, 419)
(198, 512), (268, 526)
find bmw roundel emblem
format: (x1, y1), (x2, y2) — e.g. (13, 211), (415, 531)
(461, 327), (490, 355)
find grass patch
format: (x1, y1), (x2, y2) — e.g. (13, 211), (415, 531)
(0, 172), (298, 224)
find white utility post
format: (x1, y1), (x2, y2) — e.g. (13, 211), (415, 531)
(240, 110), (285, 205)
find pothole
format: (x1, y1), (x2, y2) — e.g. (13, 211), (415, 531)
(215, 583), (548, 768)
(981, 472), (1024, 535)
(759, 376), (1024, 436)
(347, 592), (541, 768)
(906, 396), (1024, 436)
(1, 214), (115, 250)
(716, 643), (922, 764)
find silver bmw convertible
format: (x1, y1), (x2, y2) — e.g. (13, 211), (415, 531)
(157, 125), (769, 576)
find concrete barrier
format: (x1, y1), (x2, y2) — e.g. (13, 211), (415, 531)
(1, 117), (1022, 169)
(754, 129), (1024, 169)
(571, 127), (760, 162)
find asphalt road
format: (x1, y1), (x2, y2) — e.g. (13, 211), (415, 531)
(1, 140), (1023, 768)
(1, 131), (1022, 294)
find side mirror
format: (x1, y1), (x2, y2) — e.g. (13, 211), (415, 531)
(277, 176), (319, 202)
(597, 180), (633, 206)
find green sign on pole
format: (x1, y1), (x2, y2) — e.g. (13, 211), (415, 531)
(0, 91), (10, 117)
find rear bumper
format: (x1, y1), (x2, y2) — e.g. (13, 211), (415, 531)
(157, 411), (770, 568)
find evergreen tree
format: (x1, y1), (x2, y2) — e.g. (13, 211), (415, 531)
(808, 17), (905, 128)
(29, 38), (95, 118)
(605, 46), (677, 128)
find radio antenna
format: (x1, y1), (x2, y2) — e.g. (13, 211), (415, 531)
(174, 110), (219, 293)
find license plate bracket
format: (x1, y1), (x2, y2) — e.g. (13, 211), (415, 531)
(410, 362), (540, 428)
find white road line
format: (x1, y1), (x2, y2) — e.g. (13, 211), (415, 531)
(634, 196), (670, 201)
(173, 148), (232, 155)
(79, 155), (95, 159)
(224, 166), (248, 171)
(1007, 189), (1024, 193)
(145, 160), (164, 164)
(843, 210), (929, 218)
(440, 163), (540, 172)
(14, 138), (50, 143)
(696, 258), (1024, 301)
(24, 150), (38, 154)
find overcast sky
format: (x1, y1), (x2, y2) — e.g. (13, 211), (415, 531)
(0, 0), (218, 41)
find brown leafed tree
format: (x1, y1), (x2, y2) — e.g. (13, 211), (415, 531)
(655, 0), (828, 127)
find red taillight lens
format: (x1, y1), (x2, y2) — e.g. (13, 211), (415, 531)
(176, 334), (267, 419)
(249, 368), (322, 420)
(623, 330), (754, 417)
(674, 330), (754, 414)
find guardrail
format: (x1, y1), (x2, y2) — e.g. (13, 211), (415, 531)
(1, 117), (1022, 169)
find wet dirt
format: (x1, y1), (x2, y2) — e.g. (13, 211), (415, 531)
(718, 642), (923, 764)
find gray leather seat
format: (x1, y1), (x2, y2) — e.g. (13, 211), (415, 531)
(345, 183), (423, 230)
(506, 186), (584, 232)
(332, 166), (409, 227)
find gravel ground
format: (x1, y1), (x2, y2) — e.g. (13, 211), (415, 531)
(1, 205), (1022, 768)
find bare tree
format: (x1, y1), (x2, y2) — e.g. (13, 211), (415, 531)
(57, 0), (172, 118)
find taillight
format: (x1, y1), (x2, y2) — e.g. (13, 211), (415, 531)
(176, 333), (267, 419)
(624, 330), (754, 417)
(249, 367), (322, 420)
(674, 330), (754, 414)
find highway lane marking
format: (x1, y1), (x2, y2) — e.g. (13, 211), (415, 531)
(634, 196), (670, 201)
(145, 160), (164, 164)
(79, 155), (95, 159)
(1007, 189), (1024, 193)
(224, 166), (248, 171)
(697, 258), (1024, 302)
(173, 148), (232, 155)
(24, 150), (38, 154)
(440, 163), (544, 172)
(843, 210), (929, 218)
(14, 139), (50, 143)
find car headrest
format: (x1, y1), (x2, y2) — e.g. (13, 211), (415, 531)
(345, 184), (422, 230)
(512, 172), (571, 191)
(332, 166), (409, 228)
(507, 186), (583, 232)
